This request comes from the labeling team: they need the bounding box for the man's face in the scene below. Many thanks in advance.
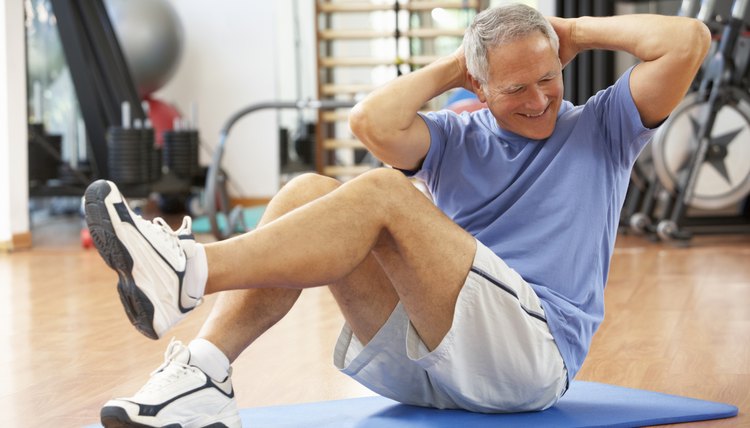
[472,32,563,140]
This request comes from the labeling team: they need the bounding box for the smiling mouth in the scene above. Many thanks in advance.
[520,105,549,118]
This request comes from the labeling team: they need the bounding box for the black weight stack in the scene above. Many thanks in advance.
[28,123,62,187]
[107,126,158,185]
[162,129,199,180]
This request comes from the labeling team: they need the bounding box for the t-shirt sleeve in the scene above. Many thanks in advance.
[588,65,656,169]
[407,110,460,191]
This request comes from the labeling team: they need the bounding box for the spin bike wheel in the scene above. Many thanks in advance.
[651,88,750,210]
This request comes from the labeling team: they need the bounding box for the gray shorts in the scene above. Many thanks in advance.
[333,240,568,413]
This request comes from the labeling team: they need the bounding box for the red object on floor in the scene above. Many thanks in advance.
[81,227,93,249]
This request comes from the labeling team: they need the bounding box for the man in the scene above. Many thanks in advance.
[86,4,710,427]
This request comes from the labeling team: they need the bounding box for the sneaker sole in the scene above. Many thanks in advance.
[101,406,180,428]
[101,405,234,428]
[85,180,159,340]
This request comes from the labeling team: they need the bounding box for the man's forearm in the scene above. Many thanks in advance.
[358,55,463,130]
[572,14,707,64]
[349,52,468,168]
[571,14,709,126]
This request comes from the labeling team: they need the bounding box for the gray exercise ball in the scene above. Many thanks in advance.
[104,0,184,97]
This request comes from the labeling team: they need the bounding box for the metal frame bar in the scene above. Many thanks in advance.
[205,99,357,240]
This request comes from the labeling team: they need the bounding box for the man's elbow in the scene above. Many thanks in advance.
[349,101,388,151]
[349,102,370,142]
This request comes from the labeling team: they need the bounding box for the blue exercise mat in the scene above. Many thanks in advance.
[239,381,737,427]
[86,381,738,427]
[191,206,266,235]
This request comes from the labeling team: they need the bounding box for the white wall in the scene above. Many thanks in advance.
[155,0,282,198]
[0,0,29,244]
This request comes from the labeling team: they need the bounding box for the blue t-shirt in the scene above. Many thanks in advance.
[414,67,654,382]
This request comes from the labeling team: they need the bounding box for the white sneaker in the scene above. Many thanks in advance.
[100,340,241,428]
[84,180,202,339]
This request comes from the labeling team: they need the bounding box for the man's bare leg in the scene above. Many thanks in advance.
[204,168,476,350]
[197,173,398,361]
[91,169,473,427]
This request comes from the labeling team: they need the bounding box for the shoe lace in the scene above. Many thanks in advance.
[139,339,200,395]
[149,216,193,254]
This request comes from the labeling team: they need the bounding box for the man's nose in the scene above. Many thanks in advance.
[525,86,548,111]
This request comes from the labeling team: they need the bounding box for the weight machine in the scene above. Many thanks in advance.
[625,0,750,242]
[203,99,358,241]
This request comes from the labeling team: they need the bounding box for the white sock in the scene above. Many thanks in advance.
[188,338,230,381]
[184,243,208,300]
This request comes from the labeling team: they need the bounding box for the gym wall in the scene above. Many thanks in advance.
[153,0,282,199]
[0,0,30,247]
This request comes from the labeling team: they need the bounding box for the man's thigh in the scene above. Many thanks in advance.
[328,253,399,345]
[368,169,477,350]
[334,240,568,413]
[328,169,475,350]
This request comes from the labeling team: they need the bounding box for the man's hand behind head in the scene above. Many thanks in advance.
[547,16,579,69]
[453,45,476,92]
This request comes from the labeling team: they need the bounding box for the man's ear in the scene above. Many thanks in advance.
[468,74,487,103]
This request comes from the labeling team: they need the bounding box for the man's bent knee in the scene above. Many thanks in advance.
[262,174,341,222]
[358,168,411,189]
[275,173,341,208]
[352,168,425,205]
[284,173,341,195]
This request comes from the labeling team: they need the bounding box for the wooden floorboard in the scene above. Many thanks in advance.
[0,217,747,427]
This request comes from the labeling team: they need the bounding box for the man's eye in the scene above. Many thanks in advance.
[536,75,554,84]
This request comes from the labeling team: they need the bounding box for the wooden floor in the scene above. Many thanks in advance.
[0,216,748,427]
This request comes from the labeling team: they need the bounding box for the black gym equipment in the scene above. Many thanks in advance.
[204,100,357,241]
[45,0,205,210]
[156,125,203,214]
[50,0,147,184]
[624,0,750,242]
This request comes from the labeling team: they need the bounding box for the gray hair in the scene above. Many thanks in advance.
[464,4,559,89]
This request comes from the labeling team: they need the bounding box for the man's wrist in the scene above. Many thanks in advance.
[423,54,468,92]
[571,16,593,51]
[570,18,578,49]
[450,54,468,89]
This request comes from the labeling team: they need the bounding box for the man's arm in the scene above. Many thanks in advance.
[550,15,711,128]
[349,52,469,170]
